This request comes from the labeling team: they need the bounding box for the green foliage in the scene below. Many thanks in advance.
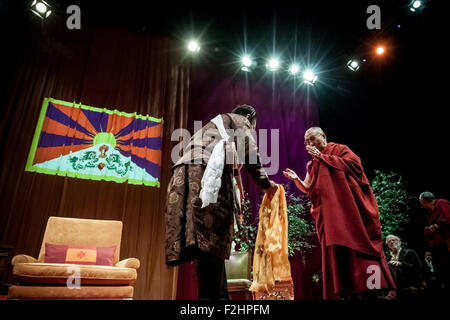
[233,193,256,252]
[234,186,316,257]
[285,188,316,257]
[371,170,411,240]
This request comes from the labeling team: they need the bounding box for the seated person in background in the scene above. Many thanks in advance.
[422,251,443,297]
[386,235,424,296]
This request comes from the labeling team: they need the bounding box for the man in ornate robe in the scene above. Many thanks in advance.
[166,104,277,299]
[283,127,395,299]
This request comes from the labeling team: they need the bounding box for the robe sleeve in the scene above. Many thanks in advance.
[319,144,368,186]
[239,120,272,190]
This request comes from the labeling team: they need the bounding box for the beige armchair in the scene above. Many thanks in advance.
[8,216,140,300]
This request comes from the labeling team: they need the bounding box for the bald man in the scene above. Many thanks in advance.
[283,127,395,300]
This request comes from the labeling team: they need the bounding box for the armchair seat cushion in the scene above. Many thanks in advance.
[13,263,137,285]
[8,285,134,299]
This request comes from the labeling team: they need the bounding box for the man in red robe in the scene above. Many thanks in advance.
[419,191,450,296]
[283,127,395,299]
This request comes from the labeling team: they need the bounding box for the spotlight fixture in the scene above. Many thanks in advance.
[187,40,200,53]
[30,0,52,19]
[347,59,360,72]
[288,64,300,75]
[266,58,280,71]
[409,0,423,12]
[302,70,317,85]
[241,55,254,72]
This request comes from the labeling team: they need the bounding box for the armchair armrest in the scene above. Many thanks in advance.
[11,254,38,266]
[115,258,140,269]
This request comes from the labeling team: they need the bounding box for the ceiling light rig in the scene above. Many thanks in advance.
[184,28,397,83]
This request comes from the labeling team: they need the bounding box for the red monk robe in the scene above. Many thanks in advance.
[425,199,450,251]
[306,142,395,299]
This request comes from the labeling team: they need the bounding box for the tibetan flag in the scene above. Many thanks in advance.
[25,98,163,187]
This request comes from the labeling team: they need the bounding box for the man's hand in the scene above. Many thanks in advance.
[264,180,278,200]
[306,145,321,159]
[388,260,402,267]
[283,168,299,181]
[425,224,439,233]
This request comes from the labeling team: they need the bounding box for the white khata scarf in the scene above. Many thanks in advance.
[199,114,241,211]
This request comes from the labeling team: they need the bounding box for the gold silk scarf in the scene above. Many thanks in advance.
[249,185,292,293]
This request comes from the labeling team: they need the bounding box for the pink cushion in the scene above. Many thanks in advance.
[44,243,116,266]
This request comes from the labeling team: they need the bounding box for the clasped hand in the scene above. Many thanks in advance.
[389,260,402,267]
[425,224,439,233]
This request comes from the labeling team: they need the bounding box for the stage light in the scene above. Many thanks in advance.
[30,0,52,19]
[241,55,254,72]
[289,64,300,75]
[303,69,318,85]
[187,40,200,53]
[347,59,360,72]
[36,3,46,13]
[409,0,423,11]
[266,58,280,71]
[242,56,252,67]
[376,46,384,55]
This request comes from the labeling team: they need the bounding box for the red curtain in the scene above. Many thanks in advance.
[0,20,189,299]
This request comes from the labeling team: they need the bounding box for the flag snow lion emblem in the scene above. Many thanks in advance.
[25,98,163,187]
